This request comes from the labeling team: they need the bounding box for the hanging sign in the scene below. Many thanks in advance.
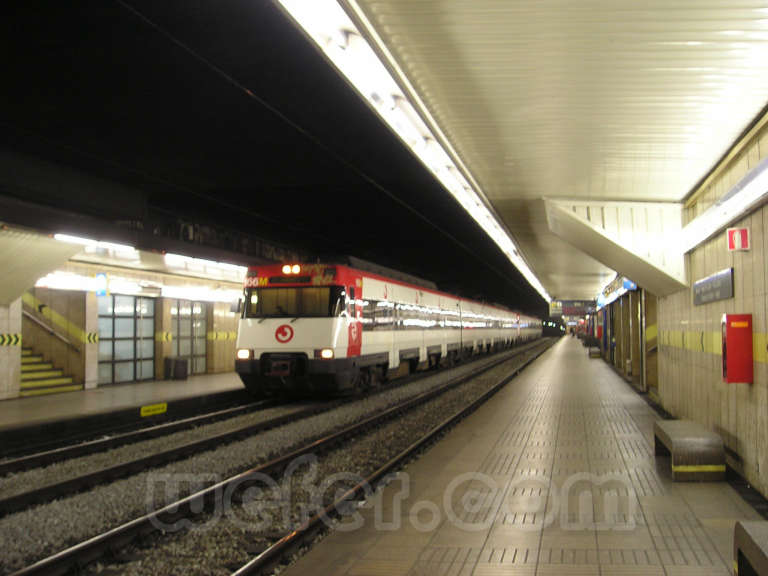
[549,300,596,318]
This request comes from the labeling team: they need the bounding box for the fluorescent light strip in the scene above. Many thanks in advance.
[164,253,247,279]
[276,0,550,302]
[54,233,137,255]
[680,155,768,253]
[36,270,242,302]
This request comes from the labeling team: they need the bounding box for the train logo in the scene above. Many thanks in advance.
[275,325,294,343]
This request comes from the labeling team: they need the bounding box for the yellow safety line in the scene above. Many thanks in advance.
[20,385,82,397]
[671,464,726,473]
[661,329,768,363]
[20,378,75,389]
[660,330,726,357]
[21,371,63,380]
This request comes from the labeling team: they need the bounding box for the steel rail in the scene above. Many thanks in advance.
[0,399,276,477]
[0,402,335,518]
[10,339,551,576]
[0,341,542,515]
[0,389,256,460]
[230,340,553,576]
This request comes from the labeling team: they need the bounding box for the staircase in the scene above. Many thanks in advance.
[20,348,82,397]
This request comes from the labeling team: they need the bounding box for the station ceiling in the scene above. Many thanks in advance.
[1,0,544,313]
[350,0,768,299]
[4,2,768,313]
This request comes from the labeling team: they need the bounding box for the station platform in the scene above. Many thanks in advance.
[0,373,246,453]
[286,337,761,576]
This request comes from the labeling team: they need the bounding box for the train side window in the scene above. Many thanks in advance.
[395,304,404,330]
[427,307,439,330]
[409,306,419,330]
[362,299,375,331]
[374,301,394,330]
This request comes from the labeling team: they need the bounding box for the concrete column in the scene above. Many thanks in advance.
[84,292,98,389]
[0,298,22,400]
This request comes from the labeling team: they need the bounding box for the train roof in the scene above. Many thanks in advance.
[338,256,438,291]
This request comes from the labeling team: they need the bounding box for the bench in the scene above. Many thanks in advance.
[588,346,601,358]
[653,419,725,482]
[734,521,768,576]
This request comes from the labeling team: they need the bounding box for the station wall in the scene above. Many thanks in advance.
[658,120,768,495]
[8,285,239,400]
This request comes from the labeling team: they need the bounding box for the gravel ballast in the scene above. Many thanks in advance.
[101,343,550,576]
[0,404,319,500]
[0,344,545,575]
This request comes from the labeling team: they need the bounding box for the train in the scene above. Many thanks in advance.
[235,257,542,396]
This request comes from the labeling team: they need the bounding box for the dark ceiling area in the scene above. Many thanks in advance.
[1,0,546,315]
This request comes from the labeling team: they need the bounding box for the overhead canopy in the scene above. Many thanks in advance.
[0,228,81,306]
[544,199,687,296]
[349,0,768,299]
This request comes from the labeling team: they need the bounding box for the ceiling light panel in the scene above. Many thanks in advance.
[276,0,551,302]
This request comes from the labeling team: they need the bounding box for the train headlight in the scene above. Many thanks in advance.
[236,348,252,360]
[291,264,301,274]
[282,264,291,274]
[314,348,334,359]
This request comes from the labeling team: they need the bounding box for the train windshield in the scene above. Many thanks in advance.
[244,286,345,318]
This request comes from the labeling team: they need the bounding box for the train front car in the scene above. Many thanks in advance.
[235,264,362,396]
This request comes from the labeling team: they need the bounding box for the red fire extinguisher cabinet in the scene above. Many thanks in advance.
[722,314,753,384]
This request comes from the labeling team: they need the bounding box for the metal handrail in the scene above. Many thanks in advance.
[22,309,80,352]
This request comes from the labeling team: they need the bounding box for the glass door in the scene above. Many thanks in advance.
[170,300,207,375]
[97,294,156,385]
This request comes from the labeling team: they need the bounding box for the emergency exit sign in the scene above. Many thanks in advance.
[727,227,750,251]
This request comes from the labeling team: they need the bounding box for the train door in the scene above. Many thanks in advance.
[347,286,362,357]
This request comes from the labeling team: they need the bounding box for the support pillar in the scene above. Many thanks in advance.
[84,292,98,389]
[0,298,22,399]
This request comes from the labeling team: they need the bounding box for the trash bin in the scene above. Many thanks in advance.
[173,357,188,380]
[164,357,189,380]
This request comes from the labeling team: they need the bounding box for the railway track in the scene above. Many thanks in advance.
[0,402,333,517]
[0,342,542,518]
[0,399,277,476]
[235,341,552,576]
[0,390,255,460]
[7,338,553,576]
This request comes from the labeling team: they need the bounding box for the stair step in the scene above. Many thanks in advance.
[21,348,32,356]
[21,370,64,381]
[20,377,74,389]
[21,363,54,372]
[21,356,43,364]
[20,384,83,397]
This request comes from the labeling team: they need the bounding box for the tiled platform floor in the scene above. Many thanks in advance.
[0,372,243,431]
[285,337,761,575]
